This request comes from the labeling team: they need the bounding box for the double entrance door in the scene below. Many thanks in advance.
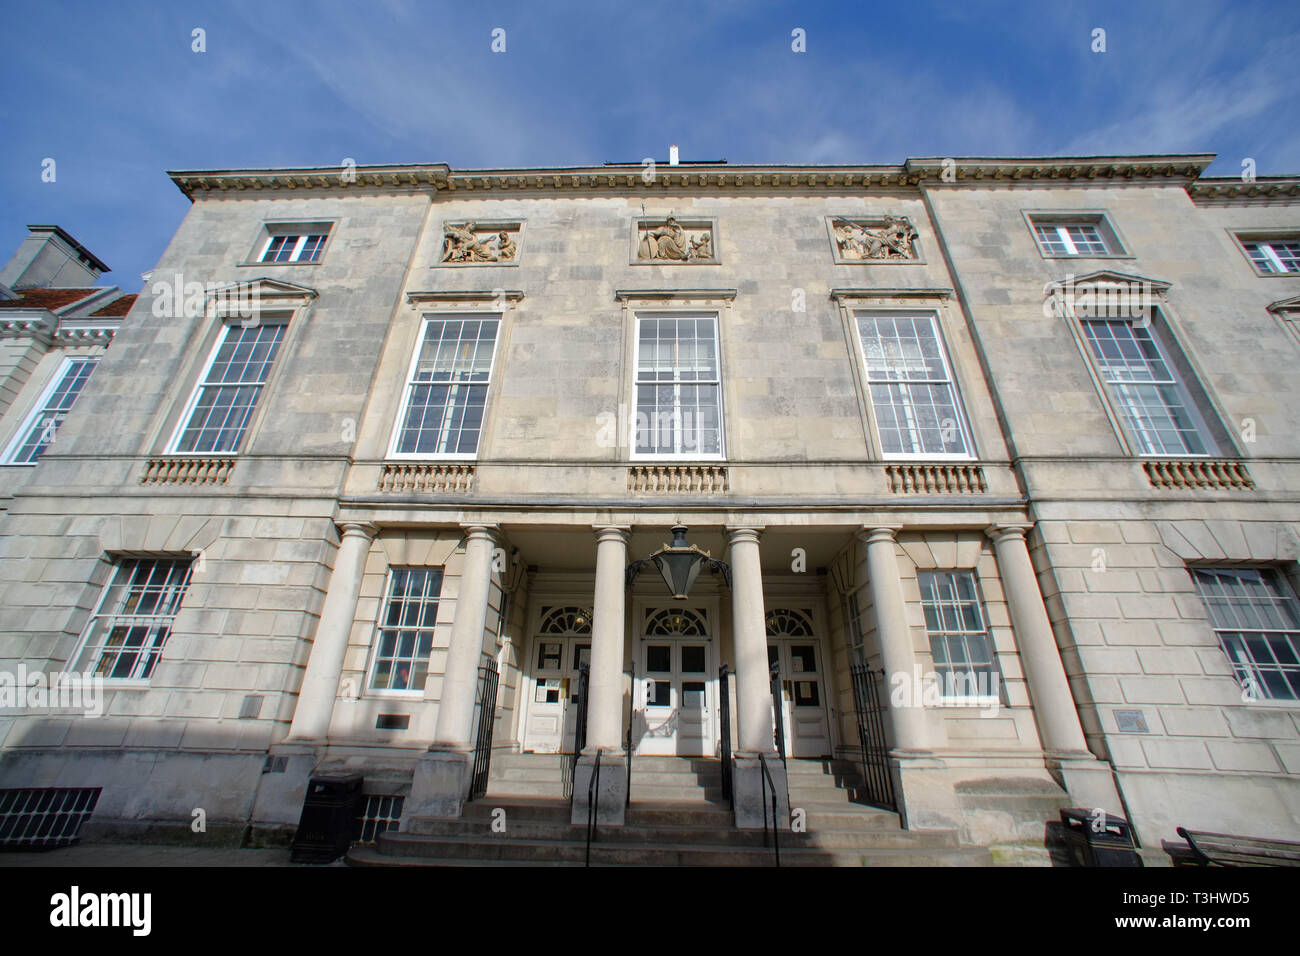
[768,637,832,757]
[636,639,715,756]
[523,636,590,754]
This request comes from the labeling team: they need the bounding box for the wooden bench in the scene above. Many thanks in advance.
[1168,826,1300,867]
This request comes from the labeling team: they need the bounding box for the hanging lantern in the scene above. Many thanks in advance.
[626,526,731,599]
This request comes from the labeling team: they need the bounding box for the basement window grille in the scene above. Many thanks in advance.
[0,787,101,849]
[352,795,404,845]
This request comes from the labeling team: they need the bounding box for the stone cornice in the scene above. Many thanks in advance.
[905,155,1214,185]
[1188,177,1300,202]
[168,164,453,199]
[169,155,1244,200]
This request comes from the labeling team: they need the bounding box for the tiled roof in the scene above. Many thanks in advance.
[90,294,137,317]
[0,288,101,311]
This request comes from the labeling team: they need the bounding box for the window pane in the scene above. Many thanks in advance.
[370,568,443,691]
[1082,320,1213,455]
[175,324,285,453]
[1193,569,1300,701]
[9,358,99,463]
[634,315,721,455]
[918,570,998,699]
[397,318,498,455]
[76,558,194,680]
[858,313,968,456]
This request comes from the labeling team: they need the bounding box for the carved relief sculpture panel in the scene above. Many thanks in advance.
[828,216,922,263]
[438,220,523,265]
[633,217,717,264]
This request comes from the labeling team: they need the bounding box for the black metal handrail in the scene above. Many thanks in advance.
[467,660,500,801]
[849,664,897,811]
[625,663,634,809]
[585,749,602,867]
[718,664,733,806]
[758,752,780,867]
[566,663,591,800]
[769,661,787,767]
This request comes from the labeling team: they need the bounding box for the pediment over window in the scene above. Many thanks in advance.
[1267,294,1300,315]
[1043,269,1171,295]
[200,277,318,319]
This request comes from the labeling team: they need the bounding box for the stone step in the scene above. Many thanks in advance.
[491,766,572,782]
[483,782,567,798]
[389,819,958,850]
[363,831,990,867]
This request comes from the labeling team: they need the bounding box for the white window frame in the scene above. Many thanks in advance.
[166,318,289,456]
[1078,314,1220,457]
[851,309,975,461]
[1025,212,1129,258]
[1192,567,1300,703]
[70,557,195,684]
[1241,239,1300,276]
[367,566,444,696]
[2,355,99,465]
[630,311,726,461]
[387,313,502,461]
[918,569,1001,705]
[249,222,333,266]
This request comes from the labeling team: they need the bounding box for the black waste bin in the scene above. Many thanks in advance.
[290,773,364,864]
[1059,808,1142,867]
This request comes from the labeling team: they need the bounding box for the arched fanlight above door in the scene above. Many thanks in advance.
[644,607,709,636]
[538,605,594,635]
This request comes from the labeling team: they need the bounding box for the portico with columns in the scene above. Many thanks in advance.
[250,507,1120,844]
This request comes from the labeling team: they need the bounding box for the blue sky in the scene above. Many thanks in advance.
[1,0,1296,291]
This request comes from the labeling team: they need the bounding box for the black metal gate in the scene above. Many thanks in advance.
[849,664,896,811]
[718,664,733,806]
[769,660,787,764]
[468,659,500,801]
[564,662,591,800]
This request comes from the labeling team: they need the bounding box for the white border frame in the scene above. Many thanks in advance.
[241,219,337,267]
[164,315,291,456]
[628,310,727,462]
[848,307,977,461]
[364,565,447,699]
[385,312,504,461]
[1,354,100,466]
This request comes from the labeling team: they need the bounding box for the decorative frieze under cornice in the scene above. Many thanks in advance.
[1188,178,1300,202]
[170,155,1240,201]
[169,164,452,199]
[0,317,117,344]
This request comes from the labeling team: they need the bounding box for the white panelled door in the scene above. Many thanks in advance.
[765,608,832,758]
[634,607,716,757]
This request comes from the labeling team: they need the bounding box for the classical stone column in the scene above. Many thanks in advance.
[432,525,499,750]
[728,526,788,829]
[410,524,499,818]
[587,526,629,753]
[861,526,928,753]
[985,524,1091,757]
[287,521,376,742]
[729,527,772,755]
[572,526,630,826]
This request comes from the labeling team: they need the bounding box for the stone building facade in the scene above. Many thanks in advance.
[0,155,1297,859]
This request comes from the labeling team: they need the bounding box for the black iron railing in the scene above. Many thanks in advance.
[564,662,591,800]
[849,664,897,811]
[468,659,500,801]
[769,660,787,766]
[625,663,634,809]
[585,748,602,867]
[758,752,780,868]
[718,664,733,806]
